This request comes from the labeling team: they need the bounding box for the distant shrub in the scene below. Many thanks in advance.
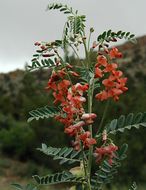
[0,124,36,160]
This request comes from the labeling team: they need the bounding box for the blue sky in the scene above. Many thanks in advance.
[0,0,146,73]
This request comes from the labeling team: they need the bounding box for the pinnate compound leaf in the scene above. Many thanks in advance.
[129,182,137,190]
[12,184,38,190]
[27,106,61,122]
[47,3,74,15]
[37,144,83,165]
[33,171,86,186]
[28,58,56,71]
[12,184,23,190]
[97,30,136,44]
[105,112,146,135]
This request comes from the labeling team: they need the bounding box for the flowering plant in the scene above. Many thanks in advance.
[12,3,146,190]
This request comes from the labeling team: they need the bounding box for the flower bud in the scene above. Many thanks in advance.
[81,113,97,120]
[90,27,94,33]
[102,130,107,142]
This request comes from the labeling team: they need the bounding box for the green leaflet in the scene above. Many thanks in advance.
[27,106,61,122]
[29,3,86,72]
[27,58,56,71]
[37,144,83,165]
[47,3,74,15]
[73,15,86,35]
[91,144,128,190]
[33,171,86,186]
[62,14,86,47]
[129,182,137,190]
[105,112,146,135]
[79,67,94,83]
[11,183,38,190]
[97,30,136,44]
[48,3,86,46]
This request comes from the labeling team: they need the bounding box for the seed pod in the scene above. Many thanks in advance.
[42,53,55,57]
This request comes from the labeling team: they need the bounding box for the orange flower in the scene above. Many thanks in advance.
[104,63,118,72]
[95,67,103,78]
[95,90,109,101]
[53,91,65,104]
[109,47,122,59]
[97,55,108,67]
[57,80,71,90]
[102,78,115,88]
[46,82,57,91]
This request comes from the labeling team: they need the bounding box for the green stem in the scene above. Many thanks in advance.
[83,39,90,69]
[69,43,85,68]
[88,31,92,52]
[69,43,80,60]
[87,84,94,178]
[98,100,110,133]
[81,146,91,190]
[83,37,94,190]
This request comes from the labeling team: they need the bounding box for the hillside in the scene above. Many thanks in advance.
[118,35,146,86]
[0,35,146,91]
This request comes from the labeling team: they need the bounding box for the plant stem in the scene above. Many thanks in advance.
[69,43,85,68]
[83,37,94,190]
[69,43,80,60]
[83,39,90,69]
[98,100,110,133]
[81,147,92,190]
[87,83,94,177]
[88,31,92,52]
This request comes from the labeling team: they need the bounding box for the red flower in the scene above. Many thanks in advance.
[64,126,78,136]
[81,113,97,120]
[81,113,97,124]
[72,96,86,104]
[46,81,57,91]
[94,144,118,165]
[72,83,89,95]
[64,121,85,136]
[95,67,103,78]
[109,47,122,59]
[97,55,108,67]
[95,90,109,101]
[104,63,118,72]
[53,91,65,104]
[112,70,123,79]
[57,80,71,90]
[57,69,67,78]
[79,131,96,148]
[102,78,115,88]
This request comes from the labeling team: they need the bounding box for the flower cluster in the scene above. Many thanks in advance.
[46,67,97,150]
[95,47,128,101]
[94,144,118,165]
[44,47,126,163]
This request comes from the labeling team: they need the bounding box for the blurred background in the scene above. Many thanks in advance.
[0,0,146,189]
